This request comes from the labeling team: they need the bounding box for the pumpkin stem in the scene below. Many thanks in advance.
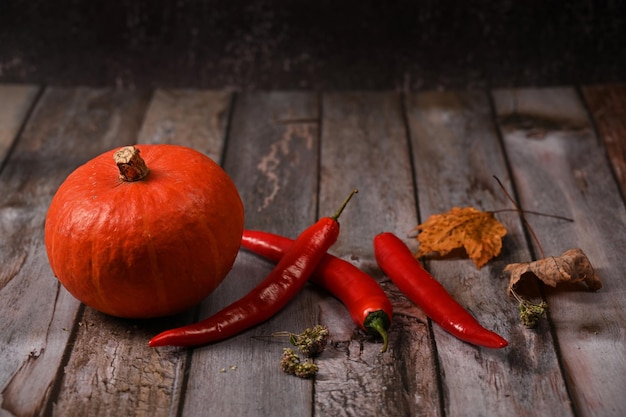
[114,146,150,182]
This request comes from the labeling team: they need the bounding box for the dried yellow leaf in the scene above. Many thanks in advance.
[414,207,507,268]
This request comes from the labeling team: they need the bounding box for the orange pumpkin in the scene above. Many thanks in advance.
[44,144,244,318]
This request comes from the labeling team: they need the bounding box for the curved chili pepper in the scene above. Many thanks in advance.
[148,189,358,348]
[373,232,508,349]
[241,230,393,352]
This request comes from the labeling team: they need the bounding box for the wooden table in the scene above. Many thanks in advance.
[1,84,625,417]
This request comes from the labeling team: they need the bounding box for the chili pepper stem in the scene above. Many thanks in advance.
[331,189,358,220]
[368,317,389,353]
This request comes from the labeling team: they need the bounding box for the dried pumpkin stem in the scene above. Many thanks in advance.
[114,146,150,182]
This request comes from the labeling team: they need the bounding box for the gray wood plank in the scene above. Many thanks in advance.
[0,84,40,164]
[582,84,626,199]
[317,92,440,417]
[493,86,626,417]
[0,87,150,417]
[51,88,233,417]
[137,89,232,161]
[180,91,320,417]
[3,85,623,417]
[405,90,573,417]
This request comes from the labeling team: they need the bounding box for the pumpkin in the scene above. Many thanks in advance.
[44,144,244,318]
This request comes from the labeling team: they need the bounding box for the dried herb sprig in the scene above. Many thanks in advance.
[280,348,319,379]
[512,290,548,328]
[289,324,329,357]
[294,361,319,379]
[274,324,330,357]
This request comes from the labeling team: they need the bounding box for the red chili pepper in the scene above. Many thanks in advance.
[241,230,393,352]
[149,189,358,348]
[373,232,508,349]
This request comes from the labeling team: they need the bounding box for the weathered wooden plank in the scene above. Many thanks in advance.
[137,89,232,161]
[0,87,150,417]
[405,90,573,417]
[0,84,40,164]
[50,89,232,417]
[581,84,626,199]
[180,92,320,417]
[316,92,440,417]
[493,86,626,417]
[2,85,622,417]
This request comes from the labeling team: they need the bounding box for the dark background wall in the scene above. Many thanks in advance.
[1,0,624,90]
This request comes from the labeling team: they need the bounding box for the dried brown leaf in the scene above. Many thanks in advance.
[414,207,507,268]
[505,248,602,296]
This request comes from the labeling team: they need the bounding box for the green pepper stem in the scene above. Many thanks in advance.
[331,189,358,221]
[368,316,389,353]
[364,310,391,353]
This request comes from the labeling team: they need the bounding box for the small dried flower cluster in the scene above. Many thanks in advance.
[289,324,329,357]
[280,348,319,379]
[512,290,548,328]
[518,299,548,328]
[278,325,329,379]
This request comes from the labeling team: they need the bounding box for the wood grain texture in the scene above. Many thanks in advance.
[226,91,320,233]
[406,90,573,417]
[582,84,626,198]
[317,92,440,417]
[51,311,188,417]
[493,86,626,417]
[2,83,626,417]
[137,89,233,161]
[0,84,40,165]
[0,87,150,417]
[180,92,320,417]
